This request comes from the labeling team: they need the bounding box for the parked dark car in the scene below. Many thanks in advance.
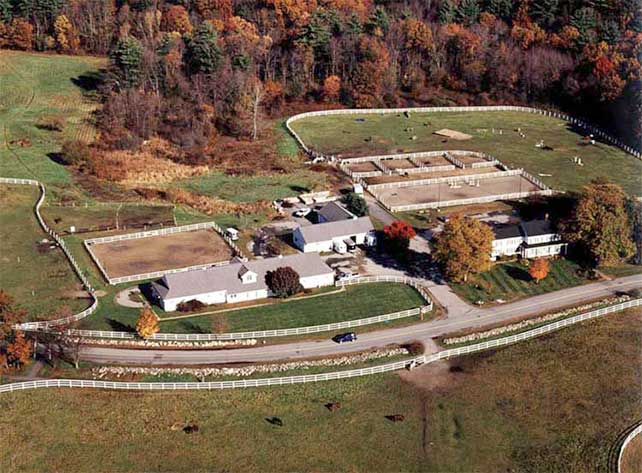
[332,332,358,344]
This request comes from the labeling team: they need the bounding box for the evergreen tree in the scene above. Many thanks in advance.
[438,0,457,24]
[110,36,143,88]
[570,7,597,46]
[365,6,389,35]
[185,22,221,75]
[530,0,559,28]
[600,19,621,45]
[485,0,514,20]
[0,0,12,22]
[457,0,481,26]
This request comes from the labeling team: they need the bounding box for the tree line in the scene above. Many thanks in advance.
[0,0,639,157]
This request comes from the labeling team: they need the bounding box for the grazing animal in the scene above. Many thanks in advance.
[183,422,200,434]
[385,414,406,423]
[325,402,342,412]
[266,416,284,427]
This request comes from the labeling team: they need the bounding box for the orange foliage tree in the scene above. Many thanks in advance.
[9,18,34,50]
[528,258,550,283]
[163,5,193,35]
[6,331,32,367]
[322,75,341,102]
[136,307,159,339]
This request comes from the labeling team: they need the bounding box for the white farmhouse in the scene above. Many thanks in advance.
[491,219,566,260]
[292,216,375,253]
[151,253,335,312]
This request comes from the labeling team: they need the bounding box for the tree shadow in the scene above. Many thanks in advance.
[505,264,531,282]
[71,70,104,93]
[106,318,135,332]
[47,152,66,165]
[289,185,310,193]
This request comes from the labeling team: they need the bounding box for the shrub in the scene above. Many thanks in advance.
[136,308,159,339]
[176,300,206,312]
[342,192,368,216]
[60,140,92,166]
[265,266,303,298]
[37,115,65,131]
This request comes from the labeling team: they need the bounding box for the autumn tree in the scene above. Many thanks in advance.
[9,17,34,49]
[266,267,303,298]
[322,74,341,102]
[383,220,416,257]
[6,331,32,367]
[162,5,192,35]
[528,258,550,283]
[561,179,635,267]
[136,307,159,339]
[433,216,493,283]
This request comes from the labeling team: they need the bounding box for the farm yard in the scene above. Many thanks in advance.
[290,110,642,195]
[87,228,234,281]
[0,184,90,320]
[1,309,639,472]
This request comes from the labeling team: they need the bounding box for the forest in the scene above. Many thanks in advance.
[0,0,640,175]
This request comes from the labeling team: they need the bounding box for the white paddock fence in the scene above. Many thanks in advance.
[84,220,245,285]
[617,421,642,473]
[1,298,640,394]
[0,178,100,330]
[286,106,641,160]
[36,276,433,341]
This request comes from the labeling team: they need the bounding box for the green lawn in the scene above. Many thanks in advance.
[173,169,327,203]
[290,111,642,195]
[0,308,639,472]
[451,258,587,304]
[0,51,105,198]
[0,184,89,320]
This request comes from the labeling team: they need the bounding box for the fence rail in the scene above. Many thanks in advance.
[1,298,639,393]
[286,106,641,160]
[367,168,522,191]
[617,422,642,473]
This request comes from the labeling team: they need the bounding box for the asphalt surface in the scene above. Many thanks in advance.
[80,273,642,365]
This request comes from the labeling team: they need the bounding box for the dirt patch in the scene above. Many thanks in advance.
[433,129,472,140]
[88,229,234,279]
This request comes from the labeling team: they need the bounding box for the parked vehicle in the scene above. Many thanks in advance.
[225,227,239,241]
[332,332,358,343]
[293,207,312,218]
[344,239,357,252]
[336,269,359,282]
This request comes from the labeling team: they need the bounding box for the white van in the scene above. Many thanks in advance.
[333,239,347,254]
[225,228,239,241]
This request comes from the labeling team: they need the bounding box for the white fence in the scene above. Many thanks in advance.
[367,168,522,191]
[286,106,642,160]
[1,298,639,393]
[382,189,553,212]
[618,422,642,473]
[84,220,245,285]
[36,276,433,341]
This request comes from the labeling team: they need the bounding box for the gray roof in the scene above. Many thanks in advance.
[317,201,354,222]
[492,223,522,240]
[521,219,555,237]
[153,253,333,300]
[297,216,374,244]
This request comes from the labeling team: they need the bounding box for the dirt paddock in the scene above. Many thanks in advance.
[376,175,540,208]
[88,229,234,279]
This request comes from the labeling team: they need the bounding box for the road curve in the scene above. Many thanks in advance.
[80,274,642,365]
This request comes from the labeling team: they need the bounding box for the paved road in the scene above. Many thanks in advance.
[80,273,642,365]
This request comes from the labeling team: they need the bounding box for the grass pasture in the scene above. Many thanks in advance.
[0,51,105,191]
[451,258,587,304]
[0,184,89,320]
[290,111,642,195]
[0,308,639,472]
[42,203,175,234]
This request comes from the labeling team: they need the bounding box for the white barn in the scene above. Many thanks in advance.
[292,216,375,253]
[152,253,335,312]
[491,219,566,260]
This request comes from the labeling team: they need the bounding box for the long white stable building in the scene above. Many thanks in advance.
[152,253,335,311]
[292,216,375,253]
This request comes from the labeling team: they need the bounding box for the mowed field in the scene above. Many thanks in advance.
[88,229,234,279]
[290,111,642,195]
[0,185,89,319]
[1,309,639,472]
[0,51,105,191]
